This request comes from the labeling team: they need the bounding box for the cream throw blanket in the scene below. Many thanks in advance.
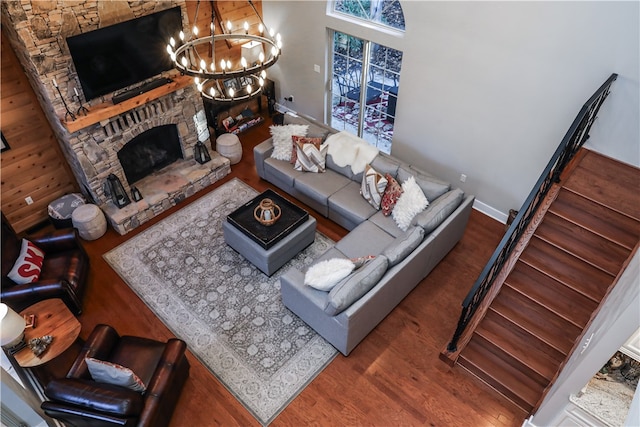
[325,131,379,175]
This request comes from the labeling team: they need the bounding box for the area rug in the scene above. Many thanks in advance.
[103,178,337,425]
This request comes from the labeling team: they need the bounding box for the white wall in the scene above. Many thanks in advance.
[262,1,639,217]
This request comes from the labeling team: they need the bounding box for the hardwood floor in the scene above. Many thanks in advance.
[35,116,527,426]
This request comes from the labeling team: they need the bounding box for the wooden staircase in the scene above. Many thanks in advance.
[457,149,640,413]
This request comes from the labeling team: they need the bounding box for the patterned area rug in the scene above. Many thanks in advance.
[104,178,337,425]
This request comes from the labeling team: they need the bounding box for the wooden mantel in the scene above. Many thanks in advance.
[61,74,194,133]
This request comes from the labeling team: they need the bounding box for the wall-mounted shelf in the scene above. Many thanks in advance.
[61,74,194,133]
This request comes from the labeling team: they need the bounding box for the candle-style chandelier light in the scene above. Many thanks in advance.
[167,0,282,102]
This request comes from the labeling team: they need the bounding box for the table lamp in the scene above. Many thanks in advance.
[0,303,26,354]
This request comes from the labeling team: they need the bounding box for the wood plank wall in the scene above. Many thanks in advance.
[1,29,79,233]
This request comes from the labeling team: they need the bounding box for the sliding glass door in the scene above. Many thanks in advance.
[330,31,402,154]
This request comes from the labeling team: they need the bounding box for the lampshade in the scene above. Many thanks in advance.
[0,303,26,348]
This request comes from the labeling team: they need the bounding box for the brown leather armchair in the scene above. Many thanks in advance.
[1,213,89,314]
[41,324,190,427]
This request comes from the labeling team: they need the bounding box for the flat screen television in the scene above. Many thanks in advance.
[66,6,182,101]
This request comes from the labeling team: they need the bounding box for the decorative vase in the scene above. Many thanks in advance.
[253,198,281,226]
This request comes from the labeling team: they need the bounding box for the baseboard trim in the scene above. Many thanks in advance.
[275,103,297,115]
[473,199,508,224]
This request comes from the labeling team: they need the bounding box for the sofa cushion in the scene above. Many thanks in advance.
[270,124,308,161]
[45,378,144,417]
[360,164,388,209]
[8,239,45,285]
[335,220,395,258]
[305,258,355,291]
[369,153,402,179]
[294,141,329,173]
[284,113,331,139]
[328,181,377,227]
[412,188,465,233]
[397,165,451,201]
[264,157,306,188]
[392,176,429,231]
[382,226,425,267]
[294,169,351,207]
[324,255,389,316]
[326,153,356,180]
[368,208,404,236]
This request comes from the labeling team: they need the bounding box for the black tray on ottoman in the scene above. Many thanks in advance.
[227,189,309,250]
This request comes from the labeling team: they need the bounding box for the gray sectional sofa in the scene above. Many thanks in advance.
[254,113,474,355]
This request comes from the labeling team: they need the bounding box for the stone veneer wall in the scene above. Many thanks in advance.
[0,1,232,233]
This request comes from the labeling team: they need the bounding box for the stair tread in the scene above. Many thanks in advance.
[476,311,564,380]
[535,212,630,276]
[492,286,580,355]
[550,189,640,251]
[563,151,640,221]
[521,237,614,301]
[460,337,544,412]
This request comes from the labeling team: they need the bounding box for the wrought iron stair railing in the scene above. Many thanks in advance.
[445,73,618,354]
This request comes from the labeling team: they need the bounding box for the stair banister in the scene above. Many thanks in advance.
[445,73,619,355]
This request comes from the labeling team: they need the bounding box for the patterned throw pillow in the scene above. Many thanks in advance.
[392,176,429,231]
[85,357,146,392]
[294,141,329,173]
[7,239,45,285]
[360,165,388,209]
[269,124,308,161]
[380,173,402,216]
[290,136,323,165]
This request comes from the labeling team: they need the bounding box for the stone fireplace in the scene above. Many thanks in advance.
[76,89,230,234]
[0,1,231,234]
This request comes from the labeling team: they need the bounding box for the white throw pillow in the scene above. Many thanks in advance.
[392,176,429,231]
[85,357,146,392]
[7,239,45,284]
[270,124,308,161]
[305,258,355,291]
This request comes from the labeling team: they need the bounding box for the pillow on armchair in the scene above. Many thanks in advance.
[7,239,45,285]
[85,357,146,392]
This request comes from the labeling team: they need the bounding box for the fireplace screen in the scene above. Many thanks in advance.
[118,125,183,184]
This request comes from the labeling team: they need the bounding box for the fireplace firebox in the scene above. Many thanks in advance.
[118,125,183,184]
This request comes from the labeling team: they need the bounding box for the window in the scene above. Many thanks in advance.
[329,1,404,154]
[333,0,405,31]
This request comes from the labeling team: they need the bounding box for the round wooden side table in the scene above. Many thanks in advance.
[15,299,81,367]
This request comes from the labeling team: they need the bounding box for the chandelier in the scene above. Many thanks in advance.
[167,0,282,103]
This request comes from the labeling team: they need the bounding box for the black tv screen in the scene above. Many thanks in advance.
[66,6,182,101]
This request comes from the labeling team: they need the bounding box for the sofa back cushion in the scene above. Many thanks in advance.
[382,226,425,267]
[324,255,389,316]
[284,113,332,140]
[369,153,401,181]
[397,165,450,201]
[412,188,465,233]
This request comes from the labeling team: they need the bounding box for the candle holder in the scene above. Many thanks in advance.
[74,90,89,117]
[253,198,281,226]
